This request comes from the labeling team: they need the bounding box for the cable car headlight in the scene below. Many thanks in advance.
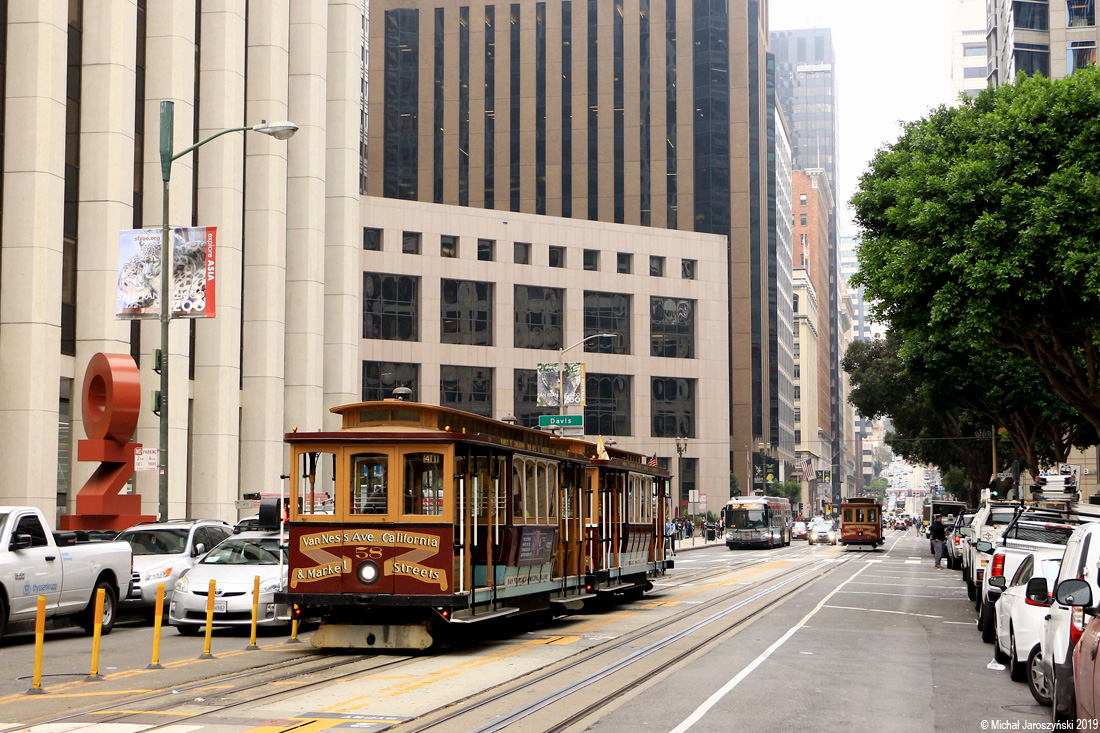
[356,559,381,586]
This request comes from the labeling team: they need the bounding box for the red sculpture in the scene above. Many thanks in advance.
[59,353,155,530]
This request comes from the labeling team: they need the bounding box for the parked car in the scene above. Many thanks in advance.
[169,531,290,634]
[1072,583,1100,721]
[946,512,976,570]
[991,551,1061,695]
[791,522,808,540]
[116,519,232,619]
[1036,519,1100,723]
[234,516,260,534]
[963,502,1020,604]
[978,516,1078,643]
[807,521,836,546]
[0,506,133,641]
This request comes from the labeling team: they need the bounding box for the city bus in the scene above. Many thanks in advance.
[721,496,792,549]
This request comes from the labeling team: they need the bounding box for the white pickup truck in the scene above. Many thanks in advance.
[0,506,132,642]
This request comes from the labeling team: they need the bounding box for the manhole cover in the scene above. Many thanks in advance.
[1002,704,1046,716]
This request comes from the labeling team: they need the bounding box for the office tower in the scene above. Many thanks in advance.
[952,0,988,101]
[988,0,1098,86]
[367,0,774,491]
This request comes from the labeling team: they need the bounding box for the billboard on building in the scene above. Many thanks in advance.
[117,227,217,319]
[536,362,586,407]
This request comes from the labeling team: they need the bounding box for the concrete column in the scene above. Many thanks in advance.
[134,0,196,519]
[240,3,291,498]
[284,0,327,439]
[323,0,363,427]
[0,0,69,512]
[190,1,247,522]
[70,0,138,502]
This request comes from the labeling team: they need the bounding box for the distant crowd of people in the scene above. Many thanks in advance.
[663,517,724,554]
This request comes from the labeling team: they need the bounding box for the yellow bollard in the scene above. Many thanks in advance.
[287,605,301,644]
[246,575,260,650]
[26,595,46,694]
[199,578,215,659]
[86,588,105,681]
[147,583,165,669]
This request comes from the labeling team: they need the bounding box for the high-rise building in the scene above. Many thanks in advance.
[770,27,844,497]
[951,0,988,101]
[987,0,1098,86]
[366,0,775,491]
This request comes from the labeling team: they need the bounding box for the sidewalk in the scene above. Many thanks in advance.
[671,532,724,553]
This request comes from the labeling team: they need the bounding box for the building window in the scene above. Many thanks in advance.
[514,368,554,427]
[613,0,625,223]
[583,291,630,353]
[561,1,573,217]
[793,294,799,313]
[799,193,807,205]
[617,252,632,273]
[363,227,382,250]
[800,233,807,246]
[441,235,459,258]
[1068,0,1094,27]
[651,376,695,438]
[681,259,695,280]
[794,429,801,444]
[649,255,664,277]
[440,365,493,417]
[535,2,547,214]
[963,66,985,78]
[382,8,420,200]
[402,231,421,254]
[793,342,800,358]
[363,273,419,341]
[584,373,632,435]
[794,385,800,400]
[514,285,564,349]
[1014,45,1050,76]
[794,407,801,423]
[549,245,565,268]
[639,0,651,226]
[362,361,419,401]
[583,249,599,270]
[509,3,521,211]
[477,238,495,261]
[794,364,800,378]
[484,6,496,208]
[650,296,694,358]
[433,7,444,203]
[963,44,985,57]
[665,0,677,228]
[691,0,730,235]
[1069,40,1096,74]
[587,0,599,220]
[459,6,470,206]
[441,279,493,345]
[1014,1,1049,30]
[799,213,807,226]
[514,241,531,264]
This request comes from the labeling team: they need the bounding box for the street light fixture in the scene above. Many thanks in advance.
[556,332,616,416]
[675,437,688,519]
[156,101,297,521]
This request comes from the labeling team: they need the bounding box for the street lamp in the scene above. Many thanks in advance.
[675,437,688,520]
[557,332,615,416]
[156,101,297,521]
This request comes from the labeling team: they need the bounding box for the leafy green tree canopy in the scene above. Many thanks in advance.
[852,67,1100,434]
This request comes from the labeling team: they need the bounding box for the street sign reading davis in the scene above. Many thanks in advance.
[539,415,584,429]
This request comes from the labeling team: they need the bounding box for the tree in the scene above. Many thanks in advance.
[729,471,741,498]
[852,68,1100,438]
[869,476,889,501]
[767,479,802,506]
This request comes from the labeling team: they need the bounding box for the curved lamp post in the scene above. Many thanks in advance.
[156,101,297,521]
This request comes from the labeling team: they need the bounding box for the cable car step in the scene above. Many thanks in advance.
[596,583,641,595]
[449,607,521,624]
[550,593,598,611]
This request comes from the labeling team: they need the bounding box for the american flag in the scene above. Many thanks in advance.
[648,454,658,467]
[801,456,813,479]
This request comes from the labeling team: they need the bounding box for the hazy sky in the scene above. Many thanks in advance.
[769,0,954,235]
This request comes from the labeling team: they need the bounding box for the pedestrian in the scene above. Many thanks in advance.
[666,519,676,555]
[930,514,947,568]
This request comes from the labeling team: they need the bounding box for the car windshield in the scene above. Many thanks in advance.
[811,523,832,532]
[727,510,766,529]
[989,509,1017,525]
[0,512,8,538]
[1006,523,1075,546]
[118,528,189,555]
[201,538,286,565]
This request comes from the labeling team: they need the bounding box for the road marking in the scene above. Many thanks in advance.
[944,621,974,625]
[669,561,871,733]
[823,605,942,618]
[905,560,921,564]
[835,590,965,599]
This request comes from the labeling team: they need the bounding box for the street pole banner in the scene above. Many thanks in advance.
[536,362,586,407]
[116,226,217,319]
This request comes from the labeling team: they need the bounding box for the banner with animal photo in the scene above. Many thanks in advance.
[116,227,217,319]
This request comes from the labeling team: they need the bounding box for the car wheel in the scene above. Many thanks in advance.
[980,600,996,644]
[175,624,200,636]
[1053,670,1076,724]
[1009,628,1026,682]
[1028,645,1053,707]
[0,595,7,643]
[79,580,117,636]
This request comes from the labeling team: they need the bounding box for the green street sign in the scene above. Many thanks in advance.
[539,414,584,428]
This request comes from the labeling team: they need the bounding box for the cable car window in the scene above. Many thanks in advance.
[496,456,508,523]
[536,463,548,521]
[547,464,558,519]
[403,452,443,515]
[297,451,336,515]
[843,508,853,523]
[512,459,523,519]
[856,508,865,522]
[351,453,389,514]
[471,456,491,519]
[525,460,538,521]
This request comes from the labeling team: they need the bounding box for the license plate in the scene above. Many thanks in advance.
[214,600,227,614]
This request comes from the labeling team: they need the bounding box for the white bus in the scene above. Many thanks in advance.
[722,496,792,549]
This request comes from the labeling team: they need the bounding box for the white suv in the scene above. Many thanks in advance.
[964,502,1019,604]
[1034,521,1100,724]
[117,519,232,619]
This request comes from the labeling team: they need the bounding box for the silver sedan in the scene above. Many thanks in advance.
[168,534,289,635]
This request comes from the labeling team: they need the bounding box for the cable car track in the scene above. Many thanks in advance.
[396,552,853,733]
